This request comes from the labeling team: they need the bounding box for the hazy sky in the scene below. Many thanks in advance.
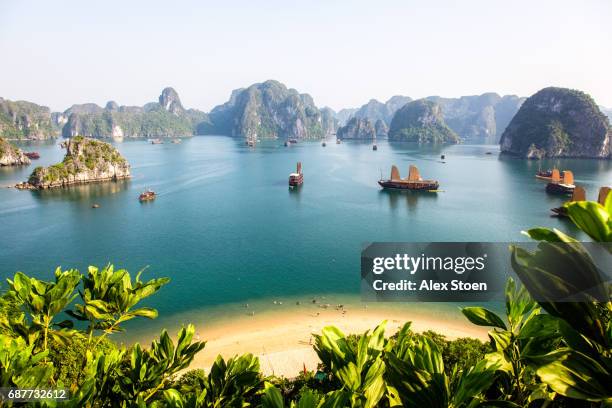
[1,0,611,112]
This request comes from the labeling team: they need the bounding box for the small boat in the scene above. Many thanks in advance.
[289,138,298,144]
[440,154,445,160]
[150,138,163,144]
[372,144,377,151]
[92,203,100,209]
[378,165,439,191]
[139,190,156,202]
[171,138,182,144]
[546,170,575,195]
[551,186,585,217]
[336,139,341,144]
[322,141,326,147]
[247,139,255,147]
[25,152,40,159]
[289,162,304,187]
[284,141,289,147]
[536,168,561,181]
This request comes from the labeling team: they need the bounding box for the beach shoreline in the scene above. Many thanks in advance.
[131,299,490,378]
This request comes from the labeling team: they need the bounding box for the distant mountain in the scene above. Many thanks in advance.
[426,93,525,144]
[338,93,524,143]
[62,88,210,139]
[600,105,612,122]
[335,108,358,126]
[204,80,335,140]
[500,87,611,159]
[0,97,60,140]
[352,96,412,128]
[388,99,459,144]
[337,117,376,140]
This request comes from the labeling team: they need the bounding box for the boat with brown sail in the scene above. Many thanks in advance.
[378,165,439,191]
[289,162,304,187]
[546,170,575,195]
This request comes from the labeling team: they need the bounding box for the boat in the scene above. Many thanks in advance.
[139,190,156,202]
[171,138,182,144]
[289,162,304,187]
[440,154,445,160]
[551,186,585,217]
[25,152,40,159]
[378,165,439,191]
[372,144,377,151]
[322,141,326,147]
[536,168,556,181]
[150,138,163,144]
[92,203,100,209]
[247,139,255,147]
[546,170,575,195]
[284,141,289,147]
[336,139,341,144]
[289,138,298,144]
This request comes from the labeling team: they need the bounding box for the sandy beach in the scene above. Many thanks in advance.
[180,302,489,377]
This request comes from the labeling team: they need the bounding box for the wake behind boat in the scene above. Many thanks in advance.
[378,165,439,191]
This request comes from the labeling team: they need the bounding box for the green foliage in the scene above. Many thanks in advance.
[4,267,81,351]
[0,335,53,389]
[510,196,612,403]
[66,264,168,343]
[388,99,460,143]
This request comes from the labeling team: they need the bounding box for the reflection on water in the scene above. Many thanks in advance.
[31,179,130,202]
[378,188,439,212]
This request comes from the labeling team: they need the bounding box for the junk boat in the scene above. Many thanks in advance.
[25,152,40,159]
[536,168,557,181]
[139,190,156,202]
[378,165,439,191]
[289,162,304,187]
[551,186,585,217]
[546,170,575,195]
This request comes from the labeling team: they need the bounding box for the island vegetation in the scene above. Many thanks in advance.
[0,137,30,166]
[0,191,609,406]
[23,136,130,189]
[388,99,460,144]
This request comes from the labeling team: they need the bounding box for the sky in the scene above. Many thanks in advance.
[1,0,611,112]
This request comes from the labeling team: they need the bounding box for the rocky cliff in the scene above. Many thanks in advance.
[205,80,333,140]
[0,137,30,166]
[26,136,130,188]
[388,99,459,144]
[0,98,60,140]
[500,87,611,159]
[337,117,376,140]
[352,96,412,127]
[62,88,210,139]
[375,119,388,137]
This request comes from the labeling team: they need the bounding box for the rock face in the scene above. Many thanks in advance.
[337,117,376,140]
[375,119,388,137]
[426,93,525,144]
[26,136,130,188]
[335,108,358,126]
[0,137,30,166]
[388,99,460,144]
[500,87,611,159]
[352,96,412,128]
[205,80,333,140]
[0,98,60,140]
[62,88,209,139]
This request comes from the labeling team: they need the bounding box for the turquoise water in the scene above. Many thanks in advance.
[1,137,610,338]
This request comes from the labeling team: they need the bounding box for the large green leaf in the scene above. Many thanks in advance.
[461,307,507,330]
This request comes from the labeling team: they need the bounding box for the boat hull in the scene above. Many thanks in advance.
[378,180,439,191]
[546,183,575,195]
